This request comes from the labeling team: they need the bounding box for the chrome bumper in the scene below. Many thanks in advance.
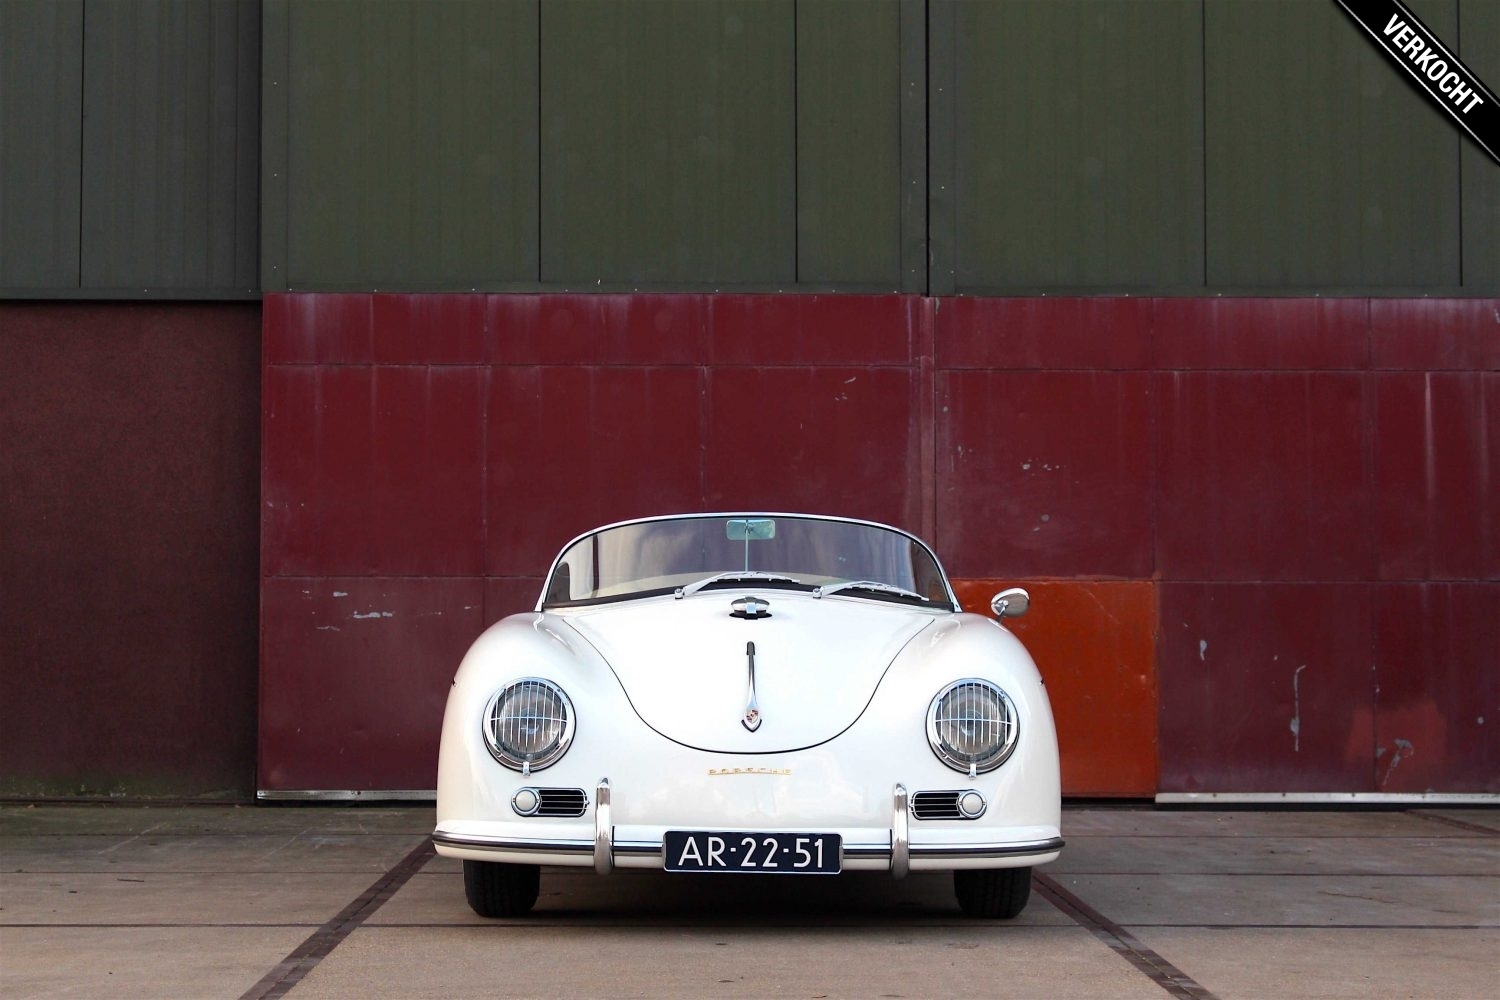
[431,779,1065,874]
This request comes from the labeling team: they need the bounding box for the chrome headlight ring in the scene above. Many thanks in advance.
[481,678,576,774]
[926,678,1019,775]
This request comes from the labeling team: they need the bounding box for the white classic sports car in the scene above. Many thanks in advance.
[434,513,1062,918]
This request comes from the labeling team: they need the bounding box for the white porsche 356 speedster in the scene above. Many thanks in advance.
[434,513,1062,918]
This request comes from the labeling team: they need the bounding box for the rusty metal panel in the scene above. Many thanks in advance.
[1,303,260,797]
[936,371,1155,578]
[0,0,82,290]
[1153,298,1370,370]
[1158,583,1377,794]
[372,294,487,365]
[80,0,259,293]
[1373,583,1499,793]
[936,296,1153,370]
[1369,298,1500,370]
[1373,373,1496,581]
[486,364,706,577]
[1155,372,1371,581]
[1491,373,1500,579]
[262,293,376,364]
[484,577,545,626]
[258,577,486,792]
[487,294,711,366]
[708,294,917,366]
[953,580,1159,798]
[253,292,1497,798]
[702,366,921,532]
[262,364,487,577]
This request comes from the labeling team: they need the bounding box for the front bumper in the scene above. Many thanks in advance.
[433,779,1065,875]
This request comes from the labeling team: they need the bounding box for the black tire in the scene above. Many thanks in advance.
[953,867,1032,918]
[462,860,540,918]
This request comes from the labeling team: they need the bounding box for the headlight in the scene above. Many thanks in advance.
[481,678,575,773]
[926,679,1018,775]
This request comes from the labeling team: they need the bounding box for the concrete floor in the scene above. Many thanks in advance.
[0,804,1495,999]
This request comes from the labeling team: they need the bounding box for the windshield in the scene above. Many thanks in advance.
[541,515,954,610]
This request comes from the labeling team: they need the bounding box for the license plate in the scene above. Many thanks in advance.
[663,831,841,874]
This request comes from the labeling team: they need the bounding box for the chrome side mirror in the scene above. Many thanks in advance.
[990,587,1030,619]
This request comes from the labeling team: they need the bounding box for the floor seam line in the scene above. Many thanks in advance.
[1034,872,1220,1000]
[1411,812,1500,836]
[237,836,434,1000]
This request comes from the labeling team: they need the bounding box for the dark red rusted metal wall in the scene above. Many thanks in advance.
[1,303,262,798]
[259,293,1498,796]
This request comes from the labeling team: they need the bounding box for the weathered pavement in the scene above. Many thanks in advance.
[1,804,1496,999]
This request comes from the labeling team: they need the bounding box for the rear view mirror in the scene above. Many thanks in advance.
[726,518,776,541]
[990,587,1030,619]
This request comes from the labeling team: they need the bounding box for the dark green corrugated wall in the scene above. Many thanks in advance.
[260,0,926,293]
[930,0,1206,293]
[2,0,1497,297]
[1,0,259,297]
[1204,0,1461,290]
[1460,0,1500,290]
[1,0,84,290]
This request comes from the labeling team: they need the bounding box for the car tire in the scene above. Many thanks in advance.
[462,860,540,918]
[953,867,1031,918]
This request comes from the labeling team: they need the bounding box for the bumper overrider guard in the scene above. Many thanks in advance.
[431,779,1066,874]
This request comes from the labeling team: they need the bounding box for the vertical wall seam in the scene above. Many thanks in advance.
[698,298,712,507]
[1455,0,1464,287]
[535,0,543,285]
[1363,310,1380,792]
[1200,0,1208,288]
[918,295,937,543]
[792,0,799,285]
[915,0,929,295]
[480,296,492,617]
[76,0,87,289]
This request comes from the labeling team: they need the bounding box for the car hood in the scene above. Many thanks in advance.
[559,592,940,753]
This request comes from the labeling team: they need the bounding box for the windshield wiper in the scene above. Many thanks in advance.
[813,580,927,602]
[675,571,808,600]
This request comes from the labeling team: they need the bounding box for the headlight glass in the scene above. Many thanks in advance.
[926,679,1018,774]
[482,678,575,773]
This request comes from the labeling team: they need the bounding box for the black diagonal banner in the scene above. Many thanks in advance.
[1334,0,1499,166]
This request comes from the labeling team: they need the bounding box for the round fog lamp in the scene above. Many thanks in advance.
[512,788,540,816]
[958,791,987,818]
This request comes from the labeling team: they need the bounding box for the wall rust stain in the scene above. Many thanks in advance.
[952,579,1159,798]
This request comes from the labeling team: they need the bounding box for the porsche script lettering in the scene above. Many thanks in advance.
[707,767,792,776]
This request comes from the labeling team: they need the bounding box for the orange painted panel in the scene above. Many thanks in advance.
[952,580,1158,797]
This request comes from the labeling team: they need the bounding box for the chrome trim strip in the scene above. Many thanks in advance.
[431,831,593,856]
[433,828,1064,864]
[614,841,660,856]
[594,778,613,874]
[842,845,892,858]
[890,784,910,879]
[909,837,1065,859]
